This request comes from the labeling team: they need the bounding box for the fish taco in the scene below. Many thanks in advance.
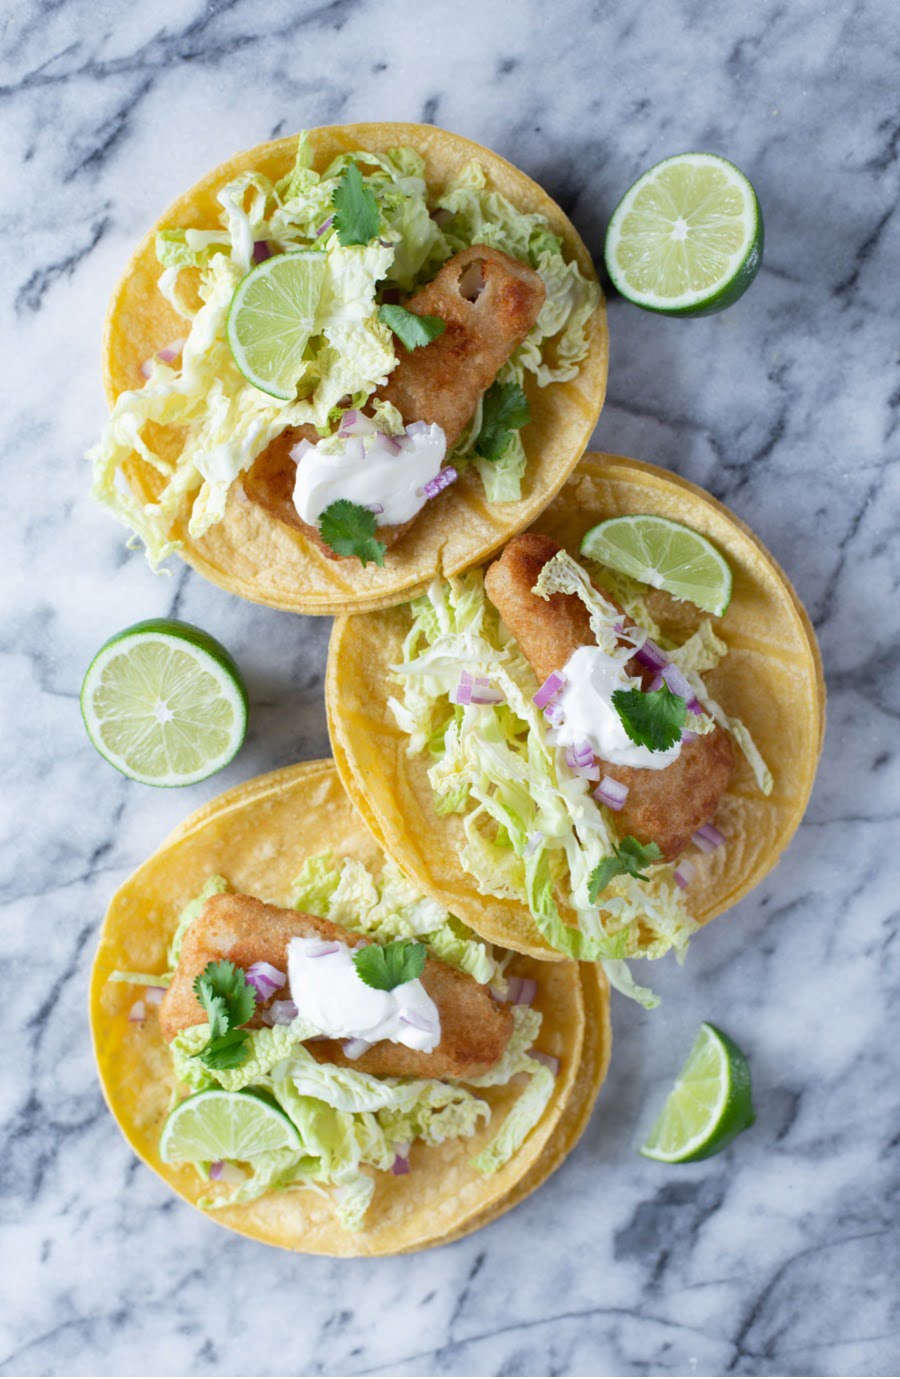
[90,761,610,1255]
[327,454,825,1007]
[91,124,607,615]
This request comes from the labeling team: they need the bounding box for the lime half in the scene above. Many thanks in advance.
[227,251,327,399]
[640,1023,755,1163]
[81,619,248,787]
[581,513,733,616]
[159,1090,300,1164]
[604,153,763,316]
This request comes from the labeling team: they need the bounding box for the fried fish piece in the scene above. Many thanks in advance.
[159,891,514,1080]
[242,243,546,556]
[484,533,734,861]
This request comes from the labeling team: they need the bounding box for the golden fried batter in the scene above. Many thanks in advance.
[159,892,513,1080]
[242,244,546,557]
[485,533,734,860]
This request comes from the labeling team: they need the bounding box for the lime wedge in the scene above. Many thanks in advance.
[227,251,327,399]
[159,1090,300,1164]
[604,153,763,316]
[640,1023,754,1163]
[80,619,248,787]
[581,513,733,616]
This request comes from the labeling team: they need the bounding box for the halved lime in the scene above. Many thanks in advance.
[159,1090,300,1164]
[604,153,763,316]
[227,250,327,399]
[581,513,733,616]
[640,1023,754,1163]
[80,619,248,787]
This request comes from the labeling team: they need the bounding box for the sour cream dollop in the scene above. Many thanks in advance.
[291,425,446,527]
[555,645,682,771]
[287,936,441,1052]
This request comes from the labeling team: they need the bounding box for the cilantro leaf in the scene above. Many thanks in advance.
[191,960,257,1070]
[199,1028,251,1071]
[475,382,531,462]
[378,304,445,351]
[588,837,664,901]
[353,939,426,991]
[332,162,380,246]
[319,499,386,567]
[612,684,687,753]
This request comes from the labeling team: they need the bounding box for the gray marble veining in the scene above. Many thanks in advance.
[2,0,898,1374]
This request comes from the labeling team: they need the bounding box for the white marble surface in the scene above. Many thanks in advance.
[2,0,898,1374]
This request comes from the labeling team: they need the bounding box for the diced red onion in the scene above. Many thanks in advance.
[289,438,315,464]
[391,1154,411,1176]
[379,238,393,249]
[253,240,271,263]
[209,1160,224,1180]
[673,858,696,890]
[370,430,402,457]
[573,762,601,780]
[262,999,298,1026]
[366,502,385,515]
[342,1037,372,1059]
[635,637,668,672]
[543,701,565,728]
[593,775,629,811]
[681,729,698,744]
[423,466,458,501]
[648,672,664,692]
[530,1050,559,1075]
[140,359,153,379]
[692,822,726,852]
[451,671,473,706]
[533,671,566,710]
[405,420,430,438]
[339,409,377,438]
[245,961,286,1001]
[489,984,507,1003]
[306,941,341,958]
[523,831,544,858]
[316,215,334,237]
[565,739,595,770]
[157,338,185,364]
[128,1000,145,1024]
[513,978,537,1007]
[144,986,165,1006]
[399,1009,434,1034]
[504,976,523,1004]
[470,674,504,705]
[662,663,703,713]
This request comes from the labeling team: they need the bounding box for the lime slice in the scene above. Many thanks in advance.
[159,1090,301,1164]
[227,251,327,399]
[581,513,733,616]
[604,153,763,316]
[640,1023,754,1163]
[80,619,248,787]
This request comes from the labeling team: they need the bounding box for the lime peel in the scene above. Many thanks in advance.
[581,513,733,616]
[640,1022,755,1163]
[159,1089,300,1163]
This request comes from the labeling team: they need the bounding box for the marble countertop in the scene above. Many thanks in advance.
[2,0,898,1374]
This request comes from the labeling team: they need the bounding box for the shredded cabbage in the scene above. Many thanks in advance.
[89,133,600,565]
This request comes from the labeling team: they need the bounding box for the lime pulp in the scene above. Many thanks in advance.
[159,1089,300,1164]
[640,1022,755,1163]
[581,513,733,616]
[226,251,327,399]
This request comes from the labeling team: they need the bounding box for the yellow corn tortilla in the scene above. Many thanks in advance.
[327,454,826,960]
[102,123,608,616]
[90,760,610,1256]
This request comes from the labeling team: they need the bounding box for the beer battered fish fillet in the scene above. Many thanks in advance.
[242,244,546,556]
[484,533,734,861]
[159,892,514,1081]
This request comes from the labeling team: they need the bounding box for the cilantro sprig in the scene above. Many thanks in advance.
[378,304,445,351]
[474,381,531,462]
[353,939,426,991]
[332,162,380,246]
[588,838,664,902]
[612,683,687,753]
[319,500,387,567]
[192,960,257,1070]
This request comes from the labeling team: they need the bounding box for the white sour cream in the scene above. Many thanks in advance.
[287,936,441,1052]
[555,645,682,772]
[292,425,446,527]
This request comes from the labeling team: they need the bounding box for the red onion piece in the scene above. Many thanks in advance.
[543,701,565,728]
[661,663,703,713]
[370,430,402,457]
[681,729,698,744]
[423,466,458,501]
[565,739,595,770]
[289,438,315,464]
[399,1009,434,1034]
[128,1000,145,1024]
[246,961,286,1002]
[451,671,473,706]
[316,215,334,237]
[572,762,600,780]
[405,420,430,438]
[144,986,165,1006]
[306,942,340,958]
[648,672,664,692]
[530,1050,560,1075]
[253,240,271,263]
[157,338,186,364]
[339,410,377,438]
[262,999,298,1026]
[391,1155,411,1176]
[342,1037,372,1059]
[634,637,668,672]
[533,671,566,710]
[366,503,385,516]
[209,1160,224,1180]
[692,822,726,852]
[673,858,696,890]
[593,775,629,811]
[513,978,537,1007]
[505,976,523,1004]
